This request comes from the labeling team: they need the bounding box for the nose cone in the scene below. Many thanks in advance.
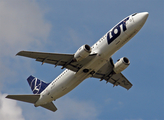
[133,12,149,29]
[140,12,149,21]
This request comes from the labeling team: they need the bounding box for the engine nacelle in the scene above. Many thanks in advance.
[113,57,130,74]
[74,44,91,62]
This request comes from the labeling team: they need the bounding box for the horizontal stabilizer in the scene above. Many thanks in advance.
[6,94,58,112]
[6,94,40,104]
[41,102,57,112]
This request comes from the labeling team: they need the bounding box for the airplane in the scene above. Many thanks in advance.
[6,12,149,112]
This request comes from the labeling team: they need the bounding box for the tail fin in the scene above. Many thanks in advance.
[27,75,50,94]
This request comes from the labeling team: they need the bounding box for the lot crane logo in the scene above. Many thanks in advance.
[30,77,42,94]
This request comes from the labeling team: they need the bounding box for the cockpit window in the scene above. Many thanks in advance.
[132,13,137,16]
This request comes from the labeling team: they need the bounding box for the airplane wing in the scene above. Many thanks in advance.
[92,58,133,90]
[16,51,96,72]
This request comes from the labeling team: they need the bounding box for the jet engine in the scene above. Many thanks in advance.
[113,57,130,74]
[74,44,91,62]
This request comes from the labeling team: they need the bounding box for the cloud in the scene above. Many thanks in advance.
[0,93,25,120]
[0,0,51,86]
[0,0,51,56]
[54,97,99,120]
[0,0,51,119]
[7,97,99,120]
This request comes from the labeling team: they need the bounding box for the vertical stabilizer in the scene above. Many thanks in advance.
[27,75,50,94]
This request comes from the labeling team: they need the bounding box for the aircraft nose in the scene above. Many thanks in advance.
[140,12,149,21]
[133,12,149,29]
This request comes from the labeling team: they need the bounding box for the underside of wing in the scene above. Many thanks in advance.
[105,73,132,90]
[17,51,96,72]
[93,58,114,79]
[93,58,132,90]
[17,51,74,65]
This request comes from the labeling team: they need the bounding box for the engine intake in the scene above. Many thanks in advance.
[74,44,91,62]
[113,57,130,74]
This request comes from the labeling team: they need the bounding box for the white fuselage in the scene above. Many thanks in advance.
[35,12,148,106]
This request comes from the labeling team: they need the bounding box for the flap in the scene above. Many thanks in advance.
[105,73,132,90]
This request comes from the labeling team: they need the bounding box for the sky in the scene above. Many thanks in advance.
[0,0,163,120]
